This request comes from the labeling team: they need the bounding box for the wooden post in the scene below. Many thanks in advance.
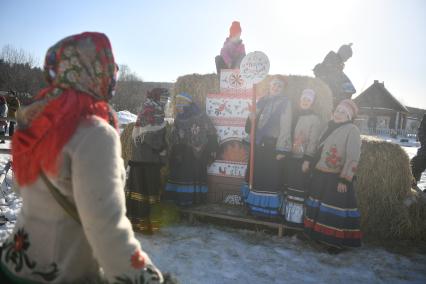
[249,84,257,189]
[188,212,194,224]
[278,224,283,238]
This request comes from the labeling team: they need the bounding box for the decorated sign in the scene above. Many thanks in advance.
[220,69,251,93]
[207,69,252,178]
[239,51,270,84]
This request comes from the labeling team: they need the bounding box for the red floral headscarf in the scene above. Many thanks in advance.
[12,32,118,186]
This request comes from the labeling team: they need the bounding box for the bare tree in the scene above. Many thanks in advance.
[110,64,144,112]
[0,44,39,67]
[117,64,142,82]
[0,45,45,99]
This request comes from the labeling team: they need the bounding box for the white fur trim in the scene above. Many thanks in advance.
[132,121,166,142]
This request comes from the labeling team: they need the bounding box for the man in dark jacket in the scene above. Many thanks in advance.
[411,114,426,191]
[313,43,356,108]
[6,91,20,136]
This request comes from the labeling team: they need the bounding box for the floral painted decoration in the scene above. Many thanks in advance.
[325,145,342,169]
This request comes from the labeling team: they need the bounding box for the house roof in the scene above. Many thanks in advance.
[406,106,426,120]
[353,80,409,113]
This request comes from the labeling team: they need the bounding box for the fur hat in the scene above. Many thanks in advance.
[147,88,169,102]
[337,43,353,62]
[301,88,316,101]
[338,99,358,121]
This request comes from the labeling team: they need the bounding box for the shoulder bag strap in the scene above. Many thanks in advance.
[40,171,81,225]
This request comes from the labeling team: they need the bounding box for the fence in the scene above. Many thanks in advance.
[359,128,418,138]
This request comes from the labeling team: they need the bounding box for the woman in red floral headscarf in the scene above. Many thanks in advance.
[0,32,172,283]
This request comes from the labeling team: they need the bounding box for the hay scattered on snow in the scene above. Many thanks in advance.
[357,137,426,241]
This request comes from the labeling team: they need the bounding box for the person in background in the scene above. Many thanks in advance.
[411,114,426,192]
[126,88,168,234]
[304,99,362,252]
[165,93,218,206]
[282,89,322,228]
[215,21,246,76]
[6,91,20,136]
[241,77,292,219]
[0,96,8,143]
[0,32,174,283]
[313,43,356,108]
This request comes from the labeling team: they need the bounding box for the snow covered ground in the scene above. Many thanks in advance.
[141,224,426,284]
[1,132,426,283]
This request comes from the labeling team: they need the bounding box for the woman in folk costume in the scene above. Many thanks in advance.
[126,88,168,234]
[1,32,171,283]
[241,77,292,218]
[283,89,322,228]
[304,99,362,251]
[215,21,246,75]
[165,93,218,206]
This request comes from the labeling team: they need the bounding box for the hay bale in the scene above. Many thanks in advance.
[120,122,135,165]
[173,73,220,111]
[357,138,426,241]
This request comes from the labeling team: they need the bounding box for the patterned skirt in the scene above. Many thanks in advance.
[164,151,208,206]
[304,170,362,248]
[282,158,309,229]
[126,161,162,232]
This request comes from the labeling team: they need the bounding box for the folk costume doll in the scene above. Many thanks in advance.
[165,93,218,206]
[242,77,292,218]
[126,88,168,234]
[283,89,322,228]
[313,44,356,108]
[215,21,246,75]
[304,99,362,250]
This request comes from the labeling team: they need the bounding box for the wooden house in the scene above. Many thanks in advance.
[354,80,409,130]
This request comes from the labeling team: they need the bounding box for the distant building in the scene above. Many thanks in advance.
[406,106,426,132]
[353,80,424,133]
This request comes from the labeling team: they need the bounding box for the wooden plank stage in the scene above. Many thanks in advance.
[180,203,296,237]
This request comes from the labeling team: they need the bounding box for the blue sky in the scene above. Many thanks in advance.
[1,0,425,108]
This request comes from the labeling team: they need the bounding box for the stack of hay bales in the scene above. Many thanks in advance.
[357,137,426,241]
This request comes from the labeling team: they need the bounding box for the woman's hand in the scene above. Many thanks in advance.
[302,161,310,173]
[337,182,347,193]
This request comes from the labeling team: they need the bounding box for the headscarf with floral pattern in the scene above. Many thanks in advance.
[12,32,118,186]
[132,88,167,144]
